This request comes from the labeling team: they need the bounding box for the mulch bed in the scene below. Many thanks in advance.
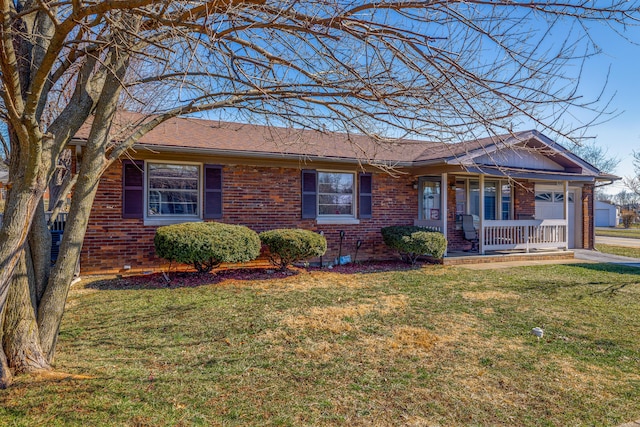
[86,260,433,290]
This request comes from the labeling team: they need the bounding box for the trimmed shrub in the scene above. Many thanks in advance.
[154,222,261,273]
[259,228,327,270]
[621,210,638,228]
[381,225,447,265]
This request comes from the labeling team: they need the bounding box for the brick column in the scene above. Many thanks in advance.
[582,184,595,249]
[513,181,535,219]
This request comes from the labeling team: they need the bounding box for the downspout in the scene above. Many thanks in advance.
[563,181,569,250]
[479,174,485,254]
[442,172,448,256]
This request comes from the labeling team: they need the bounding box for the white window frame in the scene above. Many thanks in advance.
[316,170,359,225]
[454,177,513,228]
[536,190,575,204]
[144,161,203,226]
[418,176,442,220]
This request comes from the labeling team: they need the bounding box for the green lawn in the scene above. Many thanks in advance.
[2,264,640,426]
[596,226,640,239]
[596,244,640,259]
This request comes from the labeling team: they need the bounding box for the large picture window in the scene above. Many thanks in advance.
[455,178,512,227]
[147,163,199,216]
[318,172,354,216]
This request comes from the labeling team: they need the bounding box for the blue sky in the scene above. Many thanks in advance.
[2,11,638,198]
[574,24,640,194]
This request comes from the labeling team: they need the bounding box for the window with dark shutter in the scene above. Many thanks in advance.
[359,173,372,219]
[122,160,144,218]
[301,170,317,219]
[204,165,223,219]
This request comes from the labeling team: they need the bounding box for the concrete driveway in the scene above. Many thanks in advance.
[596,235,640,248]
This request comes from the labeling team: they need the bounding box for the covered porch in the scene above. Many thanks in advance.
[403,130,613,258]
[413,171,593,255]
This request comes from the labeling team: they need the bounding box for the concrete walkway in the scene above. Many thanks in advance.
[573,249,640,269]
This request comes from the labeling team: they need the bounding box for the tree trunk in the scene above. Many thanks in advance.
[29,200,51,306]
[37,40,129,362]
[0,305,13,389]
[2,201,52,375]
[48,149,72,213]
[2,248,50,374]
[0,180,47,314]
[37,164,102,362]
[38,167,121,364]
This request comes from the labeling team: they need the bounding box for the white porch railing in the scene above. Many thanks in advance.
[413,219,443,232]
[46,212,67,231]
[482,219,568,254]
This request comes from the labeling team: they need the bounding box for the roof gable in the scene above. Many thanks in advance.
[472,146,565,171]
[436,130,602,176]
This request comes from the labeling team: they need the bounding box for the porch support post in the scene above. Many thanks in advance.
[442,172,448,256]
[563,180,569,250]
[479,174,485,254]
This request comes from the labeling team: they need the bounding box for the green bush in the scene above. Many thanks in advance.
[381,225,447,265]
[154,222,261,273]
[259,228,327,270]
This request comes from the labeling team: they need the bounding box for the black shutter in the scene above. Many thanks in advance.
[359,173,372,219]
[301,170,317,219]
[122,160,144,219]
[204,165,223,219]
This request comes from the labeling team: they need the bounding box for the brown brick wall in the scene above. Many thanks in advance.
[81,160,418,274]
[582,184,594,249]
[513,181,535,219]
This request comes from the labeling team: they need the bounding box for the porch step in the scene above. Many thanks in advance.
[442,250,574,266]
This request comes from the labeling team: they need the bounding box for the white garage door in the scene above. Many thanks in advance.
[534,185,578,249]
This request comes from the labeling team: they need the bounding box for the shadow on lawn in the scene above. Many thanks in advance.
[85,260,427,291]
[515,262,639,295]
[569,262,640,276]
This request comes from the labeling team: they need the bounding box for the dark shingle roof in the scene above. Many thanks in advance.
[76,112,524,165]
[73,112,610,179]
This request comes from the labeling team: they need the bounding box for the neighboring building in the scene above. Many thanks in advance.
[69,115,617,274]
[595,201,619,227]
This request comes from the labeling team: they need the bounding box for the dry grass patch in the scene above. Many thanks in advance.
[431,312,481,345]
[280,294,438,361]
[282,294,408,333]
[383,325,438,353]
[462,291,521,301]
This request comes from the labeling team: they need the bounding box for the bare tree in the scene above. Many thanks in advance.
[625,151,640,197]
[570,141,620,175]
[569,140,621,200]
[1,0,639,387]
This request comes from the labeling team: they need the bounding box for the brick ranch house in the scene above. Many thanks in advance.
[69,115,616,274]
